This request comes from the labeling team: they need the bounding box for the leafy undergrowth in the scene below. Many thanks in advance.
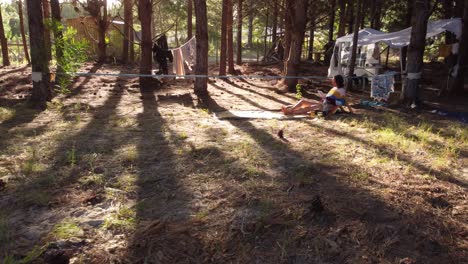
[0,64,467,263]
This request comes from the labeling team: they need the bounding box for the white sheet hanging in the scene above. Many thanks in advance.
[328,18,463,77]
[335,18,462,49]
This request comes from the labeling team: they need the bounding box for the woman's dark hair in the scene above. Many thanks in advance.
[334,75,345,88]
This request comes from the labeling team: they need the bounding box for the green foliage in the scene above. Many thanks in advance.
[102,206,136,231]
[67,145,77,167]
[295,84,303,100]
[52,220,83,239]
[49,21,89,94]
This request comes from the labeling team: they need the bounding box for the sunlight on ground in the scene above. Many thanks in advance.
[1,65,467,263]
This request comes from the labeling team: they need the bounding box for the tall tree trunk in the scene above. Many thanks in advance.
[219,0,228,75]
[138,0,153,90]
[454,0,465,17]
[283,0,292,72]
[236,0,243,65]
[307,26,314,60]
[187,0,193,40]
[401,0,414,71]
[403,0,431,105]
[337,0,347,37]
[42,0,52,61]
[263,7,269,58]
[283,0,308,92]
[194,0,208,95]
[0,5,10,66]
[360,0,366,28]
[27,0,51,107]
[443,0,455,43]
[451,0,468,94]
[123,0,132,63]
[347,0,354,34]
[50,0,63,73]
[370,0,382,30]
[278,0,284,33]
[347,0,362,88]
[328,0,336,42]
[227,0,235,74]
[97,0,108,63]
[272,0,278,44]
[175,19,180,46]
[129,4,135,62]
[18,0,30,64]
[247,1,254,48]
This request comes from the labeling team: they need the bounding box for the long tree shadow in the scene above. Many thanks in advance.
[0,69,130,260]
[210,82,278,110]
[65,62,103,98]
[194,92,466,263]
[0,65,29,78]
[126,90,198,263]
[222,79,293,105]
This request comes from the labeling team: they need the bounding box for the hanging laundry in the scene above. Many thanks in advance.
[370,73,395,101]
[172,48,185,77]
[180,37,197,71]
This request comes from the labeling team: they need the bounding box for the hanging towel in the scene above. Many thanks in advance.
[371,74,395,101]
[172,48,185,77]
[181,37,197,71]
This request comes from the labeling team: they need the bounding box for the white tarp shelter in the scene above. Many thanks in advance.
[328,18,463,77]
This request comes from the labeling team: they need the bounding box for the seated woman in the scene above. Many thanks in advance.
[281,75,353,115]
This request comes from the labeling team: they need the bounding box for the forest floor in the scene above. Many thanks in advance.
[0,62,467,264]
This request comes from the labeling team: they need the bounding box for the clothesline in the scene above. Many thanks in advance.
[168,36,196,52]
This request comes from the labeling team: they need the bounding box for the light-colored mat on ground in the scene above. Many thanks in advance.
[214,110,309,120]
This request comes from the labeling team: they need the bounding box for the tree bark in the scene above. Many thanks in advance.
[347,0,362,88]
[401,0,414,71]
[247,1,254,48]
[50,0,63,73]
[370,0,382,30]
[227,0,235,74]
[219,0,228,75]
[328,0,336,42]
[451,0,468,94]
[97,0,108,62]
[283,0,308,92]
[18,0,30,64]
[129,3,135,62]
[263,7,269,58]
[272,0,278,44]
[27,0,51,107]
[347,0,354,34]
[236,0,243,65]
[307,26,314,60]
[283,0,292,72]
[0,5,10,66]
[187,0,193,40]
[402,0,431,105]
[138,0,153,90]
[123,0,132,63]
[337,0,347,37]
[194,0,208,95]
[42,0,52,61]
